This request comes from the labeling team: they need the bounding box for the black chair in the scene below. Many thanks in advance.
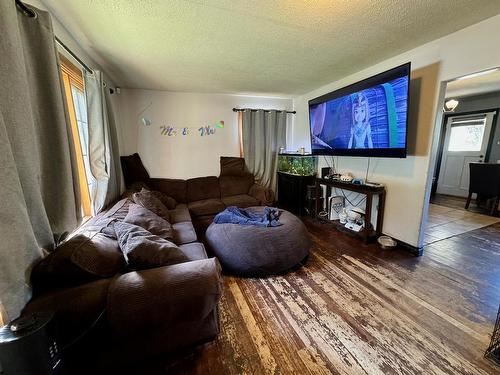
[466,162,500,215]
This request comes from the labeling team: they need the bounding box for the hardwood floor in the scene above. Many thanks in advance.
[424,203,500,245]
[431,193,498,216]
[139,220,500,374]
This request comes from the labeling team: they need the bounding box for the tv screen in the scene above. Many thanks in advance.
[309,63,410,158]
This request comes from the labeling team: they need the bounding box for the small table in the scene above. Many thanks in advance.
[315,177,386,243]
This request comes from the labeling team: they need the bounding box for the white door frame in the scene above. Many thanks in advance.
[436,111,495,197]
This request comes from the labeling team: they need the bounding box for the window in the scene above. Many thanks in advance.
[0,301,5,327]
[59,54,93,217]
[447,116,487,152]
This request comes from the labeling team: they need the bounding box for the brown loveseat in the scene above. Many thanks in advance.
[23,196,222,372]
[121,154,275,232]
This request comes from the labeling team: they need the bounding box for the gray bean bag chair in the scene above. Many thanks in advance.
[205,207,311,276]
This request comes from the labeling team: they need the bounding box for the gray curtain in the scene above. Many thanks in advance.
[242,110,287,191]
[85,71,121,214]
[0,3,80,319]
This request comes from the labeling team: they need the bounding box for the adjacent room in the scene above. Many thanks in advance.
[1,1,500,374]
[423,68,500,245]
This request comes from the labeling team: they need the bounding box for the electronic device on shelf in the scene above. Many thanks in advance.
[321,167,332,178]
[309,62,410,158]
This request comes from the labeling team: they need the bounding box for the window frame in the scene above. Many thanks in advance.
[59,54,92,217]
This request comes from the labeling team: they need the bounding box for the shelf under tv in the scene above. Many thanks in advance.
[316,215,378,241]
[315,177,386,243]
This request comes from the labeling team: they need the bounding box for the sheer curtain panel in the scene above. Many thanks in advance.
[85,71,122,214]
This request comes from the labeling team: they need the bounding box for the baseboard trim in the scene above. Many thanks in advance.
[395,239,423,256]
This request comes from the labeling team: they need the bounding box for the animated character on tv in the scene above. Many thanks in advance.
[348,93,373,149]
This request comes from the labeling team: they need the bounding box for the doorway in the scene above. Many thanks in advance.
[423,67,500,245]
[436,112,495,197]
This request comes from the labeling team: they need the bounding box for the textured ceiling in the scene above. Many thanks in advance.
[446,69,500,98]
[42,0,500,95]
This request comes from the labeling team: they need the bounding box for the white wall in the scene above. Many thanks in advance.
[292,14,500,248]
[117,90,293,179]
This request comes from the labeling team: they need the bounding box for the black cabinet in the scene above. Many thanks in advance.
[277,172,315,216]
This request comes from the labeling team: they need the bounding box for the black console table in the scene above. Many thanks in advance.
[315,177,386,243]
[277,172,315,216]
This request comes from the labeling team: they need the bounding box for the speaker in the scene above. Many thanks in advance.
[321,167,331,178]
[0,312,62,375]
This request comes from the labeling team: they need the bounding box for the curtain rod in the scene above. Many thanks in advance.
[15,0,35,17]
[233,108,296,114]
[55,37,93,74]
[15,1,94,74]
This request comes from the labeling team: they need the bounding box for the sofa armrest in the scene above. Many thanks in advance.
[249,183,275,206]
[22,279,112,346]
[106,258,222,338]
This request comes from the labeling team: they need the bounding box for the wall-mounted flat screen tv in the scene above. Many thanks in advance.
[309,62,410,158]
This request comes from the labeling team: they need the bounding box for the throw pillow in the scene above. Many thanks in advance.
[141,188,177,210]
[71,233,126,277]
[132,191,170,221]
[120,153,150,187]
[114,221,188,269]
[31,234,126,294]
[124,203,174,241]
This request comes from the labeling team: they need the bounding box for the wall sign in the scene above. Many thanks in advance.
[159,120,225,137]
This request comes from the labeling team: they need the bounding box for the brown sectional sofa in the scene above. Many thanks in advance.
[22,155,273,372]
[24,197,222,372]
[121,154,275,232]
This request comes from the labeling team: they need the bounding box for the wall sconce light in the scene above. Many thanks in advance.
[444,99,459,113]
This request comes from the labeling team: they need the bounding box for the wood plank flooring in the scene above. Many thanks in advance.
[140,220,500,374]
[431,193,498,216]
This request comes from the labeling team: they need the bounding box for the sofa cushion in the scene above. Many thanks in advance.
[220,156,248,176]
[178,242,208,261]
[114,221,188,270]
[154,193,177,210]
[186,176,220,202]
[188,198,225,217]
[219,174,254,197]
[120,153,150,188]
[31,234,125,294]
[148,178,187,203]
[221,194,260,208]
[172,221,197,245]
[124,203,174,241]
[169,205,192,224]
[133,191,170,221]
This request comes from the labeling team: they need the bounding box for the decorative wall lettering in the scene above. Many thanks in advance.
[159,120,224,137]
[160,125,176,136]
[199,126,215,136]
